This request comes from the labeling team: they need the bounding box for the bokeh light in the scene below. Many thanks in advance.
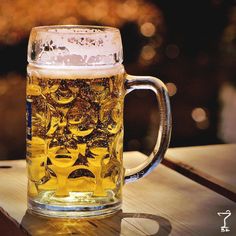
[191,107,209,130]
[0,82,8,96]
[140,22,156,37]
[165,44,180,59]
[196,120,209,130]
[0,0,163,45]
[140,45,156,61]
[166,82,177,97]
[191,108,207,122]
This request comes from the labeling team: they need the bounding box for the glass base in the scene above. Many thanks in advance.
[28,191,121,218]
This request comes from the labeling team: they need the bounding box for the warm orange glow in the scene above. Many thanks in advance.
[196,120,209,130]
[166,83,177,96]
[0,83,8,96]
[191,107,209,129]
[191,108,207,122]
[0,0,163,45]
[140,45,156,61]
[140,22,156,37]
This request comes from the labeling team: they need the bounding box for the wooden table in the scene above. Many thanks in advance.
[0,145,235,236]
[165,144,236,201]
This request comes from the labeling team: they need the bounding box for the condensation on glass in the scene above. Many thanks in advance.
[26,25,171,218]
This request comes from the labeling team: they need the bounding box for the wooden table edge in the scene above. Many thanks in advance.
[162,157,236,202]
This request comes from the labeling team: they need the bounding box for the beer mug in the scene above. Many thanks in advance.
[26,25,171,218]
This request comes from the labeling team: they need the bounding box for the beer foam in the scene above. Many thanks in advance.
[28,26,123,67]
[27,64,125,79]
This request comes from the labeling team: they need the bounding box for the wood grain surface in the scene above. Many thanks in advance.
[165,144,236,201]
[0,151,235,235]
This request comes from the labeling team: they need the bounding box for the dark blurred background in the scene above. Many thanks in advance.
[0,0,236,159]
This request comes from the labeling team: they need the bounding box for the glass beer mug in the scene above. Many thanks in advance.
[26,25,171,218]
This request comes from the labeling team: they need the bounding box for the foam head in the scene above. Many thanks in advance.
[28,25,123,67]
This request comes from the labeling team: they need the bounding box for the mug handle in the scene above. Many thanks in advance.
[124,74,172,183]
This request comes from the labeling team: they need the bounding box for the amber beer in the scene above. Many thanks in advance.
[27,66,125,208]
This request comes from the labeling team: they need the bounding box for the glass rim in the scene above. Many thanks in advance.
[31,25,120,35]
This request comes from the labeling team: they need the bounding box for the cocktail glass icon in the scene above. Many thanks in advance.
[217,210,231,232]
